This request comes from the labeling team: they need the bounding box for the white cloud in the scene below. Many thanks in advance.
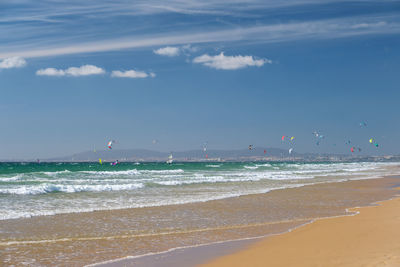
[193,52,271,70]
[0,57,26,69]
[36,65,105,76]
[36,68,65,76]
[153,46,180,56]
[65,65,105,76]
[111,70,156,78]
[153,44,198,57]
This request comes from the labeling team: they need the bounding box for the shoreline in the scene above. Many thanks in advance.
[89,175,400,267]
[88,219,316,267]
[200,192,400,267]
[91,198,396,267]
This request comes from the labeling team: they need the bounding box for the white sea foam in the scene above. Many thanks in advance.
[243,165,258,170]
[79,169,184,176]
[206,164,221,168]
[0,174,23,181]
[155,176,235,186]
[141,169,185,174]
[0,183,144,195]
[255,163,272,167]
[81,169,141,176]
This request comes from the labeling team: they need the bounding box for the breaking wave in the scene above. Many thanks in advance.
[0,183,144,195]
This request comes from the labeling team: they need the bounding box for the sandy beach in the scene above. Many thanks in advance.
[91,175,400,267]
[201,192,400,267]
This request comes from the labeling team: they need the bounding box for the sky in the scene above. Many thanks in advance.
[1,0,400,159]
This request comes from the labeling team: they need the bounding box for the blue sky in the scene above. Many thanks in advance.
[1,0,400,159]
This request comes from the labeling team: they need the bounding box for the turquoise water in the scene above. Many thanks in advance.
[0,161,397,220]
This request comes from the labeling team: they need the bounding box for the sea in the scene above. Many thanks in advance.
[0,161,398,220]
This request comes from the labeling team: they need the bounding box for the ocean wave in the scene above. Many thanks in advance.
[243,165,258,170]
[43,170,71,176]
[141,169,185,174]
[153,175,264,186]
[206,165,221,168]
[0,175,24,182]
[79,169,185,176]
[0,183,144,195]
[255,163,272,167]
[1,170,73,181]
[0,190,260,220]
[81,169,141,176]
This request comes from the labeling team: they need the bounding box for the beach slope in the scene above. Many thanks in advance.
[201,196,400,267]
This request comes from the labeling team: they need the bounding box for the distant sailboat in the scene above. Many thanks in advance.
[166,153,173,164]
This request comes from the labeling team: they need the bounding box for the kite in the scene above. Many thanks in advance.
[369,138,379,147]
[290,136,295,141]
[350,147,362,152]
[248,145,253,150]
[99,158,102,164]
[359,122,367,127]
[289,148,293,154]
[313,131,325,145]
[203,142,208,152]
[107,140,114,149]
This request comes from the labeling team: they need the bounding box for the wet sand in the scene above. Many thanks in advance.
[1,176,400,266]
[201,191,400,267]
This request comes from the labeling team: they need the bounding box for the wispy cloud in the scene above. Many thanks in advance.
[1,16,399,59]
[2,1,396,23]
[350,21,387,29]
[0,57,27,69]
[36,65,105,76]
[111,70,155,78]
[193,52,271,70]
[154,46,180,56]
[0,1,341,23]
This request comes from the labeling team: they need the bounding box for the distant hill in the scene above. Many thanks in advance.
[2,148,397,162]
[49,147,300,161]
[43,147,380,162]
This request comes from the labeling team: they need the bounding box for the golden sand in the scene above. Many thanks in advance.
[201,195,400,267]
